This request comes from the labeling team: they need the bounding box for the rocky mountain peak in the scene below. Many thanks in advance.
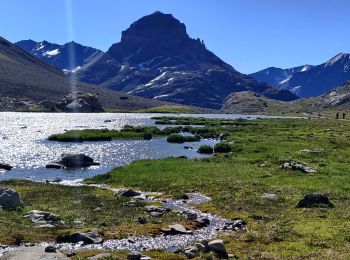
[120,11,188,44]
[325,52,350,67]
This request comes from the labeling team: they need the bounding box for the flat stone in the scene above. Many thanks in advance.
[261,193,278,201]
[24,210,59,224]
[161,224,192,235]
[0,246,68,259]
[301,148,324,154]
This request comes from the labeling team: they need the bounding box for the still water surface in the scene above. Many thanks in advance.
[0,112,281,181]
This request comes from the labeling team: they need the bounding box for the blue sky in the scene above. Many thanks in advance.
[1,0,350,73]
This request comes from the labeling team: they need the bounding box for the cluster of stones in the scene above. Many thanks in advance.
[281,161,316,173]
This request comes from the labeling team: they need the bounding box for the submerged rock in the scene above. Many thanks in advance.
[45,162,64,169]
[57,230,103,244]
[281,161,316,173]
[58,153,100,168]
[0,188,23,209]
[297,193,334,208]
[0,163,13,171]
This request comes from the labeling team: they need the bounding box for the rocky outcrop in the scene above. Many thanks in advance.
[58,92,104,113]
[0,188,23,209]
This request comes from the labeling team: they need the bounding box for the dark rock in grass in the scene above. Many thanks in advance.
[161,224,193,235]
[186,212,198,220]
[195,243,208,253]
[297,193,334,208]
[207,240,228,258]
[197,145,213,154]
[185,246,198,258]
[59,153,100,168]
[194,217,210,228]
[281,161,316,173]
[214,142,232,153]
[117,188,141,197]
[138,216,148,224]
[0,163,13,171]
[25,210,59,224]
[57,230,103,244]
[127,251,142,260]
[89,253,112,260]
[44,245,57,253]
[45,162,64,169]
[0,188,23,209]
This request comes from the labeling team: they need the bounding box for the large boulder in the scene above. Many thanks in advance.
[117,188,141,197]
[57,230,103,244]
[0,188,23,209]
[58,92,104,113]
[58,153,100,168]
[297,193,334,208]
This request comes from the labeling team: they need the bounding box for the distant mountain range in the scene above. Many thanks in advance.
[15,40,103,73]
[0,36,169,111]
[251,53,350,98]
[73,11,297,109]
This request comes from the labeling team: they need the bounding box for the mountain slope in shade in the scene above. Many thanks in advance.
[15,39,103,72]
[76,11,298,109]
[0,36,172,111]
[251,53,350,98]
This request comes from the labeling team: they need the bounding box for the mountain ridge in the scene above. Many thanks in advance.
[15,39,104,73]
[76,11,298,109]
[251,53,350,98]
